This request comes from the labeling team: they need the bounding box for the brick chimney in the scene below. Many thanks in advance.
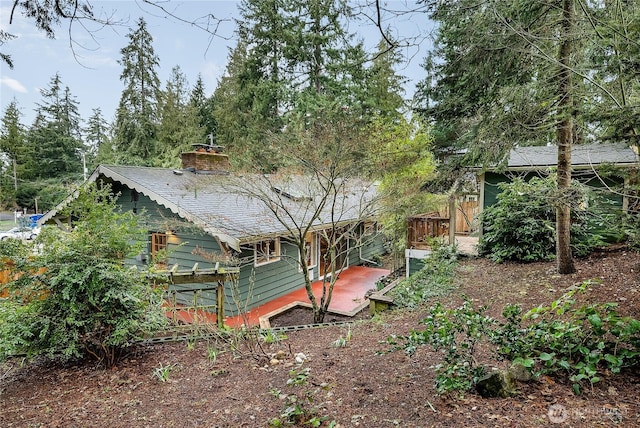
[181,144,230,174]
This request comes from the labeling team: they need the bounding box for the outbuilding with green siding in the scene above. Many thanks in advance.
[478,143,638,224]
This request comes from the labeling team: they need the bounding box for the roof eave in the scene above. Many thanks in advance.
[38,165,241,252]
[502,161,638,172]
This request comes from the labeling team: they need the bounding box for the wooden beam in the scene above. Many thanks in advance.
[155,266,238,326]
[217,281,224,328]
[168,273,230,285]
[448,196,456,245]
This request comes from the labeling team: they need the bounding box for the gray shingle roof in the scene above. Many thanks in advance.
[39,165,379,251]
[507,143,638,169]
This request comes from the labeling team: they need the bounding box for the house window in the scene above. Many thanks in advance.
[151,232,168,264]
[255,238,280,266]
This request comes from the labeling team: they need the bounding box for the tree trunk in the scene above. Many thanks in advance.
[556,0,576,275]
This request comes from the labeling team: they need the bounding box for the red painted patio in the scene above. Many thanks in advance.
[165,266,389,328]
[227,265,390,328]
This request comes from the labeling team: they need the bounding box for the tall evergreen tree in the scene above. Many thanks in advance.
[84,107,110,169]
[0,99,28,202]
[213,40,281,171]
[364,39,407,120]
[190,75,217,143]
[217,0,379,171]
[28,73,84,179]
[157,66,205,167]
[114,17,161,164]
[584,0,640,146]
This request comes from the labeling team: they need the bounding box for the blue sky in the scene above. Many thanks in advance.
[1,1,432,126]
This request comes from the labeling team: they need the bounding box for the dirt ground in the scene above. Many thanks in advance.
[1,246,639,427]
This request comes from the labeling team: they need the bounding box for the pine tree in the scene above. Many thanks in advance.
[157,66,205,167]
[0,99,28,202]
[213,40,280,171]
[114,17,161,164]
[84,107,110,168]
[584,0,640,145]
[365,39,407,120]
[28,73,84,179]
[190,75,217,143]
[216,0,375,171]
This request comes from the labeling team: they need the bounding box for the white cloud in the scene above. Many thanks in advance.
[0,76,27,93]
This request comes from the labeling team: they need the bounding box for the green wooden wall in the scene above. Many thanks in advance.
[408,257,425,276]
[347,232,386,267]
[483,170,626,209]
[109,180,387,319]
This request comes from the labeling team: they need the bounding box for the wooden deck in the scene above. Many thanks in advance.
[167,265,390,328]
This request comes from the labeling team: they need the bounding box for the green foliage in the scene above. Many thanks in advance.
[152,363,174,383]
[389,299,494,395]
[374,118,441,260]
[206,343,221,365]
[624,212,640,250]
[492,281,640,394]
[390,242,458,308]
[622,183,640,249]
[260,329,287,344]
[156,66,205,168]
[389,281,640,396]
[417,1,640,161]
[479,176,620,262]
[0,237,30,261]
[330,326,352,348]
[269,365,335,427]
[114,17,162,163]
[15,177,74,212]
[479,177,556,262]
[0,183,167,368]
[28,73,85,180]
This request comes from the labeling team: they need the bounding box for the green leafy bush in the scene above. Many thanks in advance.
[389,281,640,395]
[0,238,30,261]
[492,282,640,394]
[390,242,458,308]
[623,211,640,250]
[479,176,621,262]
[269,365,336,427]
[389,299,494,395]
[0,184,167,368]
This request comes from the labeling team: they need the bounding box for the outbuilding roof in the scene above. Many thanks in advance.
[505,143,638,169]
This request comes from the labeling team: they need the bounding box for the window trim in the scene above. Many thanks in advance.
[254,238,281,266]
[150,232,168,265]
[300,232,318,271]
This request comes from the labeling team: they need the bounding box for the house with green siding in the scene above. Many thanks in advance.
[404,143,638,276]
[38,148,386,319]
[478,143,638,215]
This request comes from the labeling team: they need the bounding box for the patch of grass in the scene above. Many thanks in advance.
[330,326,352,348]
[152,363,175,383]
